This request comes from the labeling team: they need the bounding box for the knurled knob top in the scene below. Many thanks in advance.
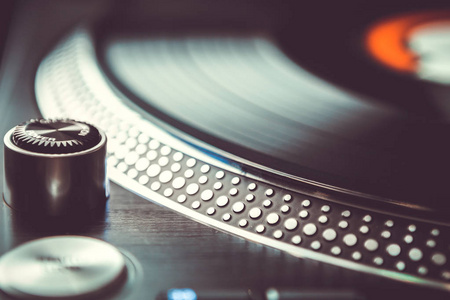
[12,118,101,154]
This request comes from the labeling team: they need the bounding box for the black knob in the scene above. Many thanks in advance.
[3,118,109,216]
[12,119,101,154]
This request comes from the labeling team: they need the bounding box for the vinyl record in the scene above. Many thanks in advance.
[95,2,450,213]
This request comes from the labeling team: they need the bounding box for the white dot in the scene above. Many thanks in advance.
[441,271,450,280]
[207,207,216,215]
[359,225,369,234]
[158,156,169,167]
[303,223,317,236]
[245,194,255,202]
[136,157,150,171]
[343,234,358,247]
[302,200,311,207]
[159,170,173,183]
[418,266,428,275]
[284,218,298,231]
[171,163,181,173]
[146,150,157,161]
[373,257,383,265]
[409,248,423,261]
[127,169,138,179]
[201,190,214,201]
[147,164,161,177]
[311,241,321,250]
[281,205,290,213]
[256,224,265,233]
[408,224,417,232]
[338,221,348,229]
[381,231,391,239]
[364,239,379,252]
[138,133,149,144]
[177,194,187,203]
[266,213,280,225]
[173,152,183,162]
[363,215,372,223]
[184,169,194,178]
[150,181,161,191]
[352,251,362,261]
[426,239,436,248]
[249,208,262,219]
[322,229,337,241]
[291,236,302,245]
[396,261,406,271]
[200,165,210,173]
[239,219,248,227]
[318,216,328,224]
[117,162,127,172]
[341,210,351,218]
[331,246,341,256]
[216,171,225,179]
[138,175,149,185]
[404,235,413,244]
[125,138,137,149]
[186,158,196,168]
[229,188,238,196]
[321,205,331,213]
[191,201,200,209]
[160,145,171,156]
[263,200,272,208]
[273,230,283,239]
[231,177,240,185]
[265,189,274,197]
[283,194,292,202]
[149,139,160,149]
[248,183,257,191]
[385,220,394,227]
[222,214,231,221]
[213,182,223,190]
[163,188,173,197]
[216,196,229,207]
[186,183,200,195]
[124,151,139,165]
[198,175,208,185]
[172,177,186,190]
[232,202,245,213]
[431,253,447,266]
[299,210,309,219]
[386,244,401,257]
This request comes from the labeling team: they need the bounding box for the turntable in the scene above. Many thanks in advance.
[0,1,449,299]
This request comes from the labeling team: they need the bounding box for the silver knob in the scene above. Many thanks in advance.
[0,236,127,299]
[3,118,108,216]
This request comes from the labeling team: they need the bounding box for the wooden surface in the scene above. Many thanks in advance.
[0,1,449,299]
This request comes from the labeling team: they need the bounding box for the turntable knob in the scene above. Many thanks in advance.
[0,236,127,299]
[2,118,108,216]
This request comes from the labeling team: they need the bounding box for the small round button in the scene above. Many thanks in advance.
[0,236,126,299]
